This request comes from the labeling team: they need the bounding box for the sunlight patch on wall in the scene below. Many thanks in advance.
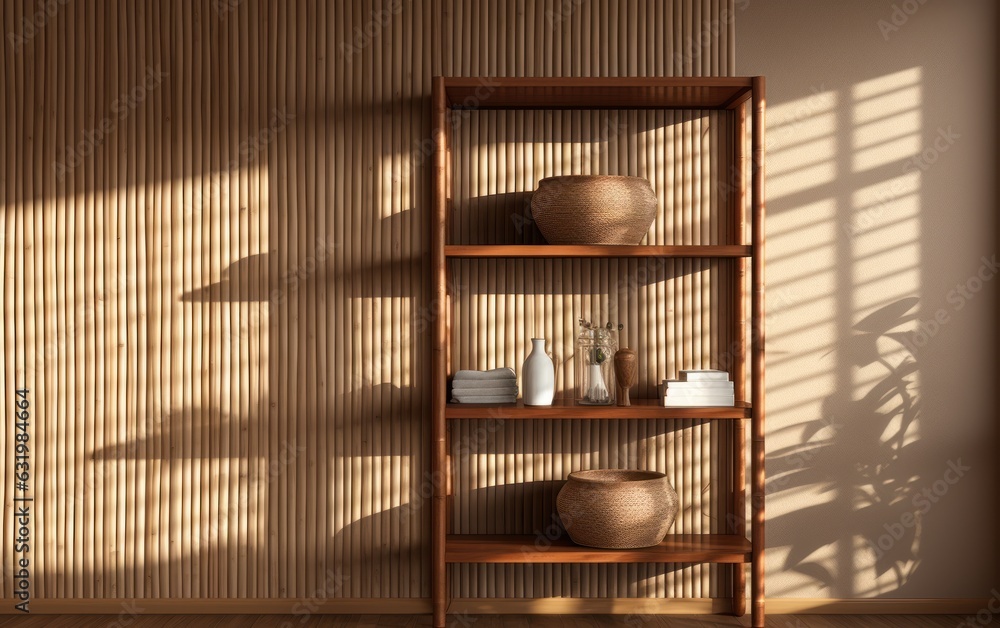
[850,69,922,173]
[763,65,926,597]
[847,68,923,597]
[766,89,837,201]
[767,196,838,414]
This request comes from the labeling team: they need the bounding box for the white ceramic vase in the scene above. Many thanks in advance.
[522,338,555,406]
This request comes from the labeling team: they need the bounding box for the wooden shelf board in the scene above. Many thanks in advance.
[441,77,754,110]
[446,534,752,564]
[444,244,752,259]
[445,398,751,420]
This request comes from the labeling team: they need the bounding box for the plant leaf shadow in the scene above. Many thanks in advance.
[767,298,925,592]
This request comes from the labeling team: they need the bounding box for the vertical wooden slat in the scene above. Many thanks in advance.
[264,0,279,598]
[313,0,328,603]
[293,0,308,599]
[331,0,346,602]
[0,0,9,598]
[41,0,56,601]
[275,0,289,597]
[196,0,210,598]
[75,0,90,597]
[145,0,162,599]
[431,75,449,627]
[250,0,265,599]
[177,0,193,599]
[237,0,252,600]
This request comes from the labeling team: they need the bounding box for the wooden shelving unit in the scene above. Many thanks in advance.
[431,76,766,627]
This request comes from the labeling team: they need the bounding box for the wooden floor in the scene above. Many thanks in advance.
[0,615,988,627]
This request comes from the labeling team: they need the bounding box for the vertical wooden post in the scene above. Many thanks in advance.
[731,102,747,618]
[750,76,767,628]
[431,76,449,628]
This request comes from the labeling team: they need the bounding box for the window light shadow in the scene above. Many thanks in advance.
[766,67,926,598]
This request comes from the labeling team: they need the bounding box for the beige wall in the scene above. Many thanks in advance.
[739,0,998,599]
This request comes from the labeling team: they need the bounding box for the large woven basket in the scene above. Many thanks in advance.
[530,175,657,245]
[556,469,679,549]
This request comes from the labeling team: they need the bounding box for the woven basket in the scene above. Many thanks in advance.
[556,469,678,549]
[530,175,657,245]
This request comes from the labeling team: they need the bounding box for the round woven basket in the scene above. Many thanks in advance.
[530,175,657,245]
[556,469,679,549]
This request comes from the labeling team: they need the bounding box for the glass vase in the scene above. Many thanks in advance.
[575,324,617,405]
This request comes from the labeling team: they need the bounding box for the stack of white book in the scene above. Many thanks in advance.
[660,369,735,407]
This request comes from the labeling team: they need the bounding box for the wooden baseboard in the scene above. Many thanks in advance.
[452,598,993,615]
[766,598,993,615]
[449,597,727,614]
[4,598,432,614]
[3,597,992,615]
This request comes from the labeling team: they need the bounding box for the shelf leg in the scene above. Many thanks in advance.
[433,598,446,628]
[732,565,747,617]
[750,73,768,628]
[731,96,749,620]
[432,483,448,627]
[731,422,747,617]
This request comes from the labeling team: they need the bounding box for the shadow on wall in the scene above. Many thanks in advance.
[769,298,925,590]
[178,208,422,304]
[94,380,425,597]
[747,0,998,599]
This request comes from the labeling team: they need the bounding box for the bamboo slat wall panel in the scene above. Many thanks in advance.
[1,0,736,603]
